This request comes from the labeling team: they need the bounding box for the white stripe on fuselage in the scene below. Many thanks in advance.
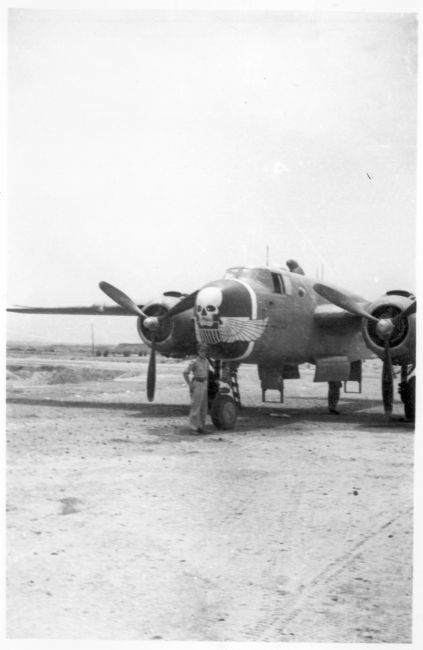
[227,279,257,361]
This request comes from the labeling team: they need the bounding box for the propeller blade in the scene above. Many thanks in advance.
[146,334,156,402]
[99,281,147,318]
[395,300,416,321]
[314,283,378,322]
[381,340,394,417]
[164,290,199,320]
[98,282,198,403]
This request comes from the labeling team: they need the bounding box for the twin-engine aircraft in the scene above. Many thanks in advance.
[8,261,416,429]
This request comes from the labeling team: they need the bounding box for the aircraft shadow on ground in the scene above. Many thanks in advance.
[6,397,189,417]
[7,395,411,429]
[235,408,412,432]
[261,395,384,407]
[6,395,380,414]
[6,397,413,434]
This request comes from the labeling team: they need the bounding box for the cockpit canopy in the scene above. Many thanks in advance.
[224,267,288,294]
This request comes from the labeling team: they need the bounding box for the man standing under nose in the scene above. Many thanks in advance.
[183,343,209,434]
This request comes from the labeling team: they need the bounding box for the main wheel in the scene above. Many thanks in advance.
[382,357,394,417]
[403,376,416,421]
[211,395,237,430]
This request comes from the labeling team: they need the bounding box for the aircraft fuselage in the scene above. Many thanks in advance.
[193,266,370,366]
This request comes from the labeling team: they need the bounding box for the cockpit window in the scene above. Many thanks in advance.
[223,268,239,279]
[254,270,274,291]
[271,273,284,294]
[224,268,286,294]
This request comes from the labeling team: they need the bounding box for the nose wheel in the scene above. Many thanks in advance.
[211,394,238,430]
[209,361,240,430]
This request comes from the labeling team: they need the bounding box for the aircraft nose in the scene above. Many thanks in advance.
[194,279,257,359]
[195,280,253,320]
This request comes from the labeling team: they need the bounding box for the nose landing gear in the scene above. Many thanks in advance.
[211,394,238,430]
[208,361,241,430]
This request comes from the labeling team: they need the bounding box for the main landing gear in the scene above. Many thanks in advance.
[208,360,241,430]
[398,364,416,422]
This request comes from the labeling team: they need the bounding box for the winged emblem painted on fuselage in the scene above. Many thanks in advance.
[195,316,269,344]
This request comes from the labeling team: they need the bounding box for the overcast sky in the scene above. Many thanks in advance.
[6,5,417,344]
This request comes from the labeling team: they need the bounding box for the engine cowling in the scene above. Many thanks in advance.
[137,296,197,357]
[361,291,416,365]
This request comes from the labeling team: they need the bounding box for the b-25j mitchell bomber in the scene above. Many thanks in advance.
[8,262,416,429]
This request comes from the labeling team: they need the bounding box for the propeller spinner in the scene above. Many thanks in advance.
[99,281,198,402]
[314,283,416,417]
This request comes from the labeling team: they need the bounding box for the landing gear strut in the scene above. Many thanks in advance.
[399,364,416,422]
[207,360,220,411]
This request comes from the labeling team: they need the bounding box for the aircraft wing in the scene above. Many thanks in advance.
[7,304,136,316]
[313,303,363,329]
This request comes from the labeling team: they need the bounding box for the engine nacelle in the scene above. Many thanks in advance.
[361,291,416,365]
[137,296,197,357]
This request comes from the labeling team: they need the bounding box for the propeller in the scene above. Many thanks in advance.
[396,300,416,320]
[314,282,416,417]
[376,302,416,415]
[99,281,198,402]
[165,290,199,318]
[99,281,148,318]
[381,339,394,416]
[146,333,156,402]
[313,283,379,322]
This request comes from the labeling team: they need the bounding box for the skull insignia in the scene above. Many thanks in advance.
[195,287,223,328]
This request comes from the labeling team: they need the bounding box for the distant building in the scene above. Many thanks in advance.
[111,343,149,357]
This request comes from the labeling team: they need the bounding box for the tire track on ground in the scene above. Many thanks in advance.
[242,506,413,641]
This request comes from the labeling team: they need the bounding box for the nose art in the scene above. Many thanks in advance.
[194,280,259,358]
[195,280,253,320]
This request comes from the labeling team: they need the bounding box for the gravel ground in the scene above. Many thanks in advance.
[6,357,415,641]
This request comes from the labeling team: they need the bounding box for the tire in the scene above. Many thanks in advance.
[211,395,237,430]
[403,376,416,421]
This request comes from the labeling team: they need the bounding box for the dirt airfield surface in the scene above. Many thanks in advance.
[6,354,414,642]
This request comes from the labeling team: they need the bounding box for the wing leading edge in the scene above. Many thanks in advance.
[7,304,137,316]
[313,303,362,330]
